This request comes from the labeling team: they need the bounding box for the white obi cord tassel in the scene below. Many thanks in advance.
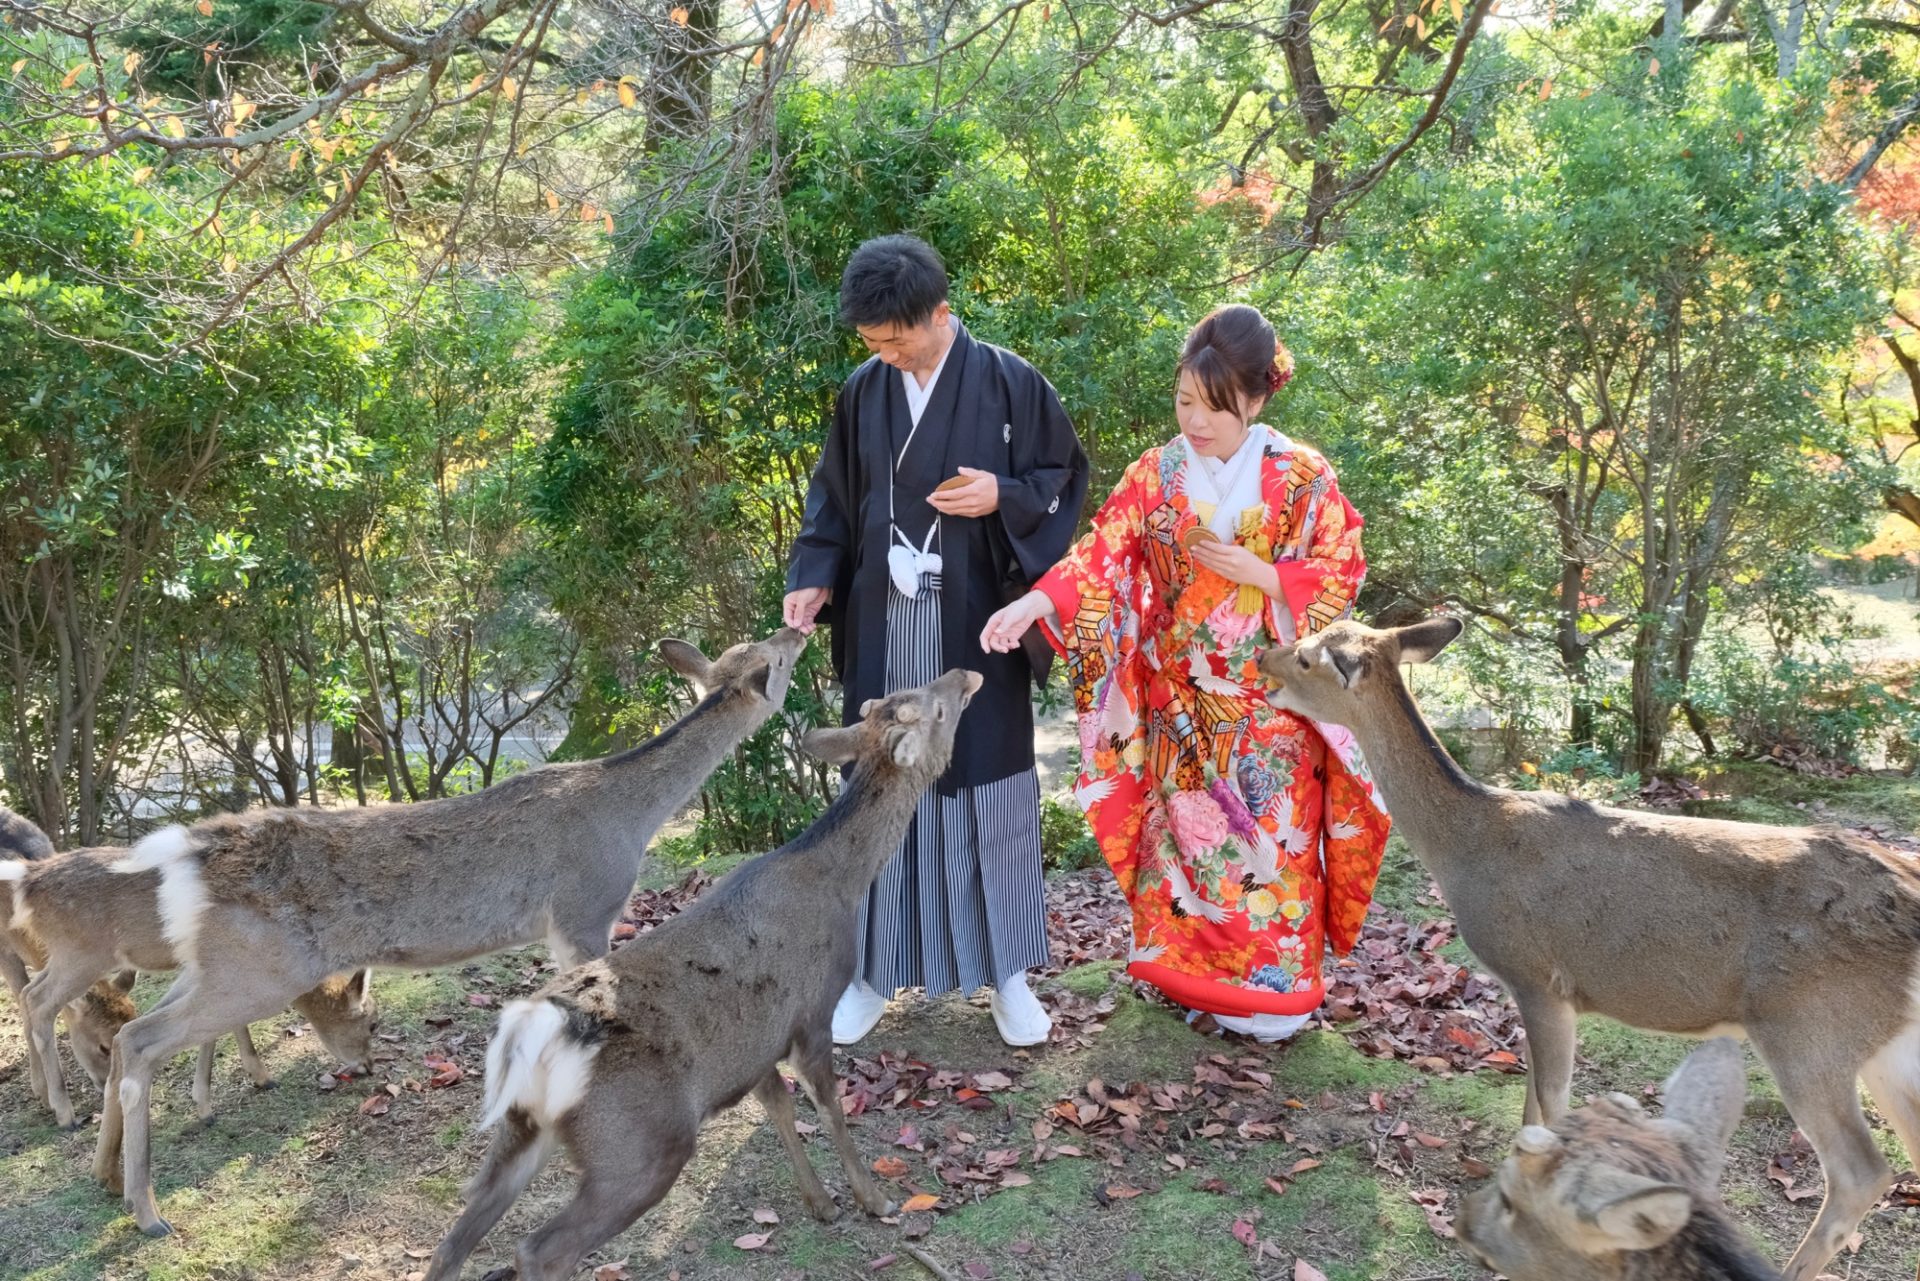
[888,521,942,599]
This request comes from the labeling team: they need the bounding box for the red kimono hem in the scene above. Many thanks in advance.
[1128,961,1323,1017]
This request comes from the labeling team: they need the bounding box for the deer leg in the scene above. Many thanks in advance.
[112,968,297,1236]
[192,1043,218,1120]
[1862,1022,1920,1175]
[23,959,101,1128]
[1758,1038,1893,1281]
[512,1139,689,1281]
[423,1109,555,1281]
[189,1023,276,1126]
[754,1070,838,1222]
[231,1023,272,1086]
[793,1046,896,1218]
[1511,989,1576,1126]
[546,912,616,972]
[1,944,47,1102]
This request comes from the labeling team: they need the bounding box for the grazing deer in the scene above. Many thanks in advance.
[92,629,804,1236]
[64,969,375,1124]
[1257,617,1920,1281]
[1459,1038,1780,1281]
[3,845,377,1127]
[422,668,982,1281]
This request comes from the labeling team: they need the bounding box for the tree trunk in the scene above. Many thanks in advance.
[645,0,719,152]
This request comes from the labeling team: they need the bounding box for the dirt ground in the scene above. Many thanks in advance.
[3,764,1919,1281]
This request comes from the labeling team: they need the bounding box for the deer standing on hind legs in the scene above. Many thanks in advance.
[1257,617,1920,1281]
[422,668,983,1281]
[92,628,805,1238]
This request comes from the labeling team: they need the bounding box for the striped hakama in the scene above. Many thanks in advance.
[853,572,1051,997]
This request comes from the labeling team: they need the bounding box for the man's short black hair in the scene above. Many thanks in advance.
[839,235,949,329]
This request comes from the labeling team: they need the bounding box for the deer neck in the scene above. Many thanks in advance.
[595,689,769,832]
[1343,678,1492,874]
[789,758,938,907]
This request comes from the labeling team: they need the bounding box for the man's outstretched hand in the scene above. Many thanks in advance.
[784,586,831,634]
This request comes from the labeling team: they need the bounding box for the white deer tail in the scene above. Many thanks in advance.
[111,824,194,874]
[480,1000,600,1131]
[110,826,206,954]
[0,860,28,933]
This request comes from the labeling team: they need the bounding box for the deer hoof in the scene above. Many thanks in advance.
[806,1197,840,1224]
[138,1216,173,1239]
[867,1197,899,1219]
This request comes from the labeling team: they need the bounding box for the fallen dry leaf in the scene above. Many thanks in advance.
[751,1208,779,1225]
[901,1194,941,1213]
[1411,1188,1456,1239]
[732,1233,771,1250]
[1294,1261,1330,1281]
[872,1156,911,1180]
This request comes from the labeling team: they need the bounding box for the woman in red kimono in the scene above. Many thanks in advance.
[981,305,1391,1041]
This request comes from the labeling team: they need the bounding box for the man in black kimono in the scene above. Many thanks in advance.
[784,235,1089,1047]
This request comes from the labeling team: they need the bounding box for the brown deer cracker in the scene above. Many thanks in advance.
[1180,526,1220,551]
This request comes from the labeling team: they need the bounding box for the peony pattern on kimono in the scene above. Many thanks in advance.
[1204,596,1263,651]
[1037,432,1392,1019]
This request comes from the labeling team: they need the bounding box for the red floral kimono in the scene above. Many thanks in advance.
[1036,432,1391,1018]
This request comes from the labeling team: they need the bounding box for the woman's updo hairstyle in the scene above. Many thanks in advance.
[1177,304,1295,415]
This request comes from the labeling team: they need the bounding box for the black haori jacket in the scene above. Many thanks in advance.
[786,323,1090,792]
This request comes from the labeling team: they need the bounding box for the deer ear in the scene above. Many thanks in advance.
[1323,643,1364,689]
[860,697,885,719]
[658,639,714,691]
[112,969,138,993]
[1578,1172,1693,1251]
[887,725,925,769]
[348,968,372,1003]
[1393,617,1463,665]
[1655,1037,1746,1184]
[803,727,863,764]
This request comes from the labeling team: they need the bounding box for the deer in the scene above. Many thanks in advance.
[1256,616,1920,1281]
[421,668,983,1281]
[91,628,806,1237]
[0,803,56,1096]
[3,842,377,1127]
[1458,1037,1780,1281]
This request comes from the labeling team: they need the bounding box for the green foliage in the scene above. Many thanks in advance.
[1295,49,1881,769]
[1040,793,1102,872]
[1693,631,1920,768]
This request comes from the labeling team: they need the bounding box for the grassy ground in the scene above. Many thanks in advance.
[2,763,1918,1281]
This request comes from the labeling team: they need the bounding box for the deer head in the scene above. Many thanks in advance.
[659,627,807,709]
[1255,617,1463,725]
[291,968,378,1075]
[803,669,983,777]
[66,980,139,1087]
[1457,1038,1758,1281]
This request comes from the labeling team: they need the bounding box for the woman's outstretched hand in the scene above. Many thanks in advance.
[1190,540,1281,595]
[981,590,1057,654]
